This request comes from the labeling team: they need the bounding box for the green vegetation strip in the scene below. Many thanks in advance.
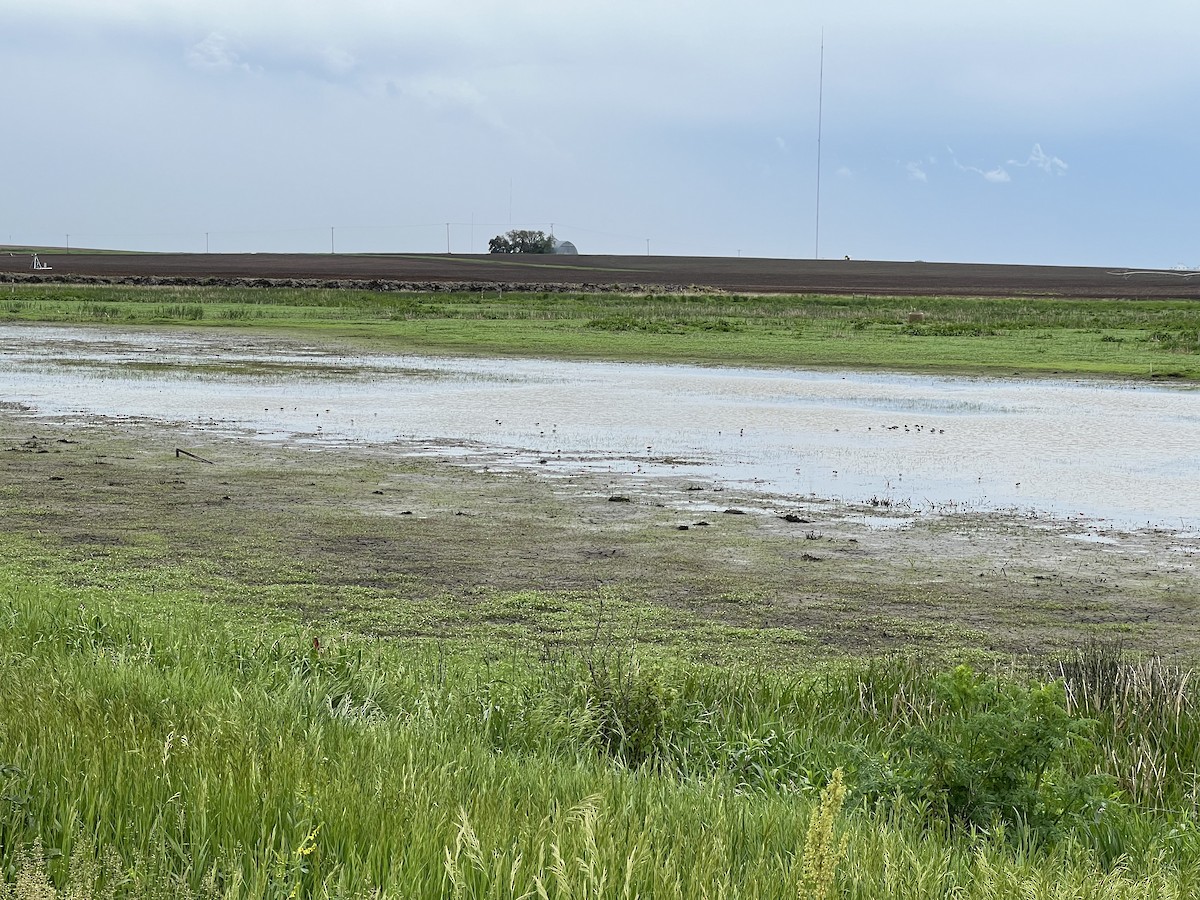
[0,562,1198,897]
[2,283,1198,378]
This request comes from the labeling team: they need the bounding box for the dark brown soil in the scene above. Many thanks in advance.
[4,251,1200,299]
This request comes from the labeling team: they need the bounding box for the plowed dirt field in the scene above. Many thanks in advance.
[4,251,1200,298]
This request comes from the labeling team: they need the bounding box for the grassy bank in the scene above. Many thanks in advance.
[3,284,1199,896]
[2,283,1198,378]
[1,426,1197,897]
[0,568,1198,898]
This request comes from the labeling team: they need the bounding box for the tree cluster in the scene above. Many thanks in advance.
[488,229,554,254]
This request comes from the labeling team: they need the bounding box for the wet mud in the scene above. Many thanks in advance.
[2,408,1197,663]
[3,325,1197,663]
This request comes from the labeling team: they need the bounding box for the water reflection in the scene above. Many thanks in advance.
[1,324,1197,528]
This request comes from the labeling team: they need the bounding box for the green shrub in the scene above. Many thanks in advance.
[901,323,1001,337]
[1146,330,1199,353]
[585,316,685,334]
[848,666,1115,838]
[571,652,687,768]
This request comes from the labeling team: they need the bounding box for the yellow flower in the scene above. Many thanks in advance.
[297,825,321,858]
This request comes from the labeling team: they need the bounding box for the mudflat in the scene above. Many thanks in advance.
[3,403,1196,666]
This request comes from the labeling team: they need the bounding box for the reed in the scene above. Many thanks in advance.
[1055,641,1199,811]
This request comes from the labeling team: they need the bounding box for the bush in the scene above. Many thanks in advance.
[848,666,1116,838]
[572,651,687,768]
[1146,329,1200,353]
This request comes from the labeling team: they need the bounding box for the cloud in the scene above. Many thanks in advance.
[9,1,824,131]
[317,46,356,77]
[389,74,486,111]
[186,32,251,72]
[1008,143,1068,175]
[186,30,361,86]
[11,0,1200,137]
[946,144,1065,184]
[381,73,513,133]
[949,148,1012,183]
[3,0,1184,266]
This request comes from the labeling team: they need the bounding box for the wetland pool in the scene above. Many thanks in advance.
[1,324,1198,530]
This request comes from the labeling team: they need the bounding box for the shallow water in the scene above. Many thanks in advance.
[2,324,1198,529]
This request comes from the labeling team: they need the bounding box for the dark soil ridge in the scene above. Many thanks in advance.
[4,251,1200,298]
[0,272,685,294]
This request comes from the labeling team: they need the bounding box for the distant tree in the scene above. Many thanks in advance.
[488,229,555,254]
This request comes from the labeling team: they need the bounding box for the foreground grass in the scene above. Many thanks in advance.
[2,283,1198,377]
[1,566,1198,898]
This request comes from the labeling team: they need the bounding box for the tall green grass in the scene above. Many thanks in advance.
[1055,643,1199,811]
[1,572,1198,897]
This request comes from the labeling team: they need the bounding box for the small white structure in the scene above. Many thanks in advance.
[551,238,578,255]
[31,254,52,271]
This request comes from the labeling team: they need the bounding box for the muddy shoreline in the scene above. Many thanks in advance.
[3,404,1197,664]
[5,322,1197,529]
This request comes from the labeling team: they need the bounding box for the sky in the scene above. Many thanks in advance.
[3,1,1199,267]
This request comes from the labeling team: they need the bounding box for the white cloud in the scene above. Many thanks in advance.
[186,32,250,72]
[13,1,1200,139]
[318,47,356,78]
[185,32,359,85]
[381,73,514,133]
[389,75,485,111]
[1008,143,1068,175]
[949,148,1011,184]
[906,161,928,182]
[946,143,1065,184]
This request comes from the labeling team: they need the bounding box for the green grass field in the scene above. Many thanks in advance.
[1,563,1198,899]
[2,283,1198,378]
[1,284,1198,896]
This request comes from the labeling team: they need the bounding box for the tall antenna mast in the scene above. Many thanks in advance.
[814,29,824,260]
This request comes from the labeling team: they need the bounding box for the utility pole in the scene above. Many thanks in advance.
[814,29,824,260]
[446,223,451,254]
[331,227,335,254]
[646,238,650,256]
[206,232,210,254]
